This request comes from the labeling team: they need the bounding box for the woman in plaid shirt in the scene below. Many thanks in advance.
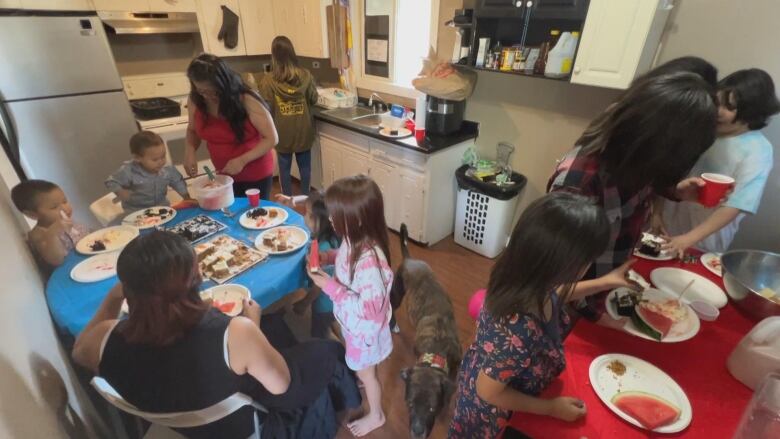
[548,71,719,323]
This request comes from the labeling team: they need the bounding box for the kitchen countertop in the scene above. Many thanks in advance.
[312,106,479,154]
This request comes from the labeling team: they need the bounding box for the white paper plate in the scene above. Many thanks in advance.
[589,353,692,433]
[628,270,651,290]
[700,253,722,277]
[122,206,177,229]
[239,207,288,230]
[633,248,675,261]
[255,226,309,255]
[202,284,250,317]
[605,288,700,343]
[70,252,120,283]
[651,267,728,309]
[76,225,139,255]
[379,127,412,138]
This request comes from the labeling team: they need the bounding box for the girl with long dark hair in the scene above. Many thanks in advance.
[185,54,279,199]
[548,71,718,323]
[450,193,613,438]
[308,175,393,437]
[260,36,319,196]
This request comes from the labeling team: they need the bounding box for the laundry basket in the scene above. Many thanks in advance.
[454,165,526,258]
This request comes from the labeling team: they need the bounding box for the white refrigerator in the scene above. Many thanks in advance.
[0,12,139,227]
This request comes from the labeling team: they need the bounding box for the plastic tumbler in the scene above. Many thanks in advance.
[415,128,426,143]
[698,173,735,207]
[733,372,780,438]
[245,188,260,207]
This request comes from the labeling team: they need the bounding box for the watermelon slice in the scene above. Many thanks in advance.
[632,302,674,340]
[213,300,236,314]
[611,391,681,430]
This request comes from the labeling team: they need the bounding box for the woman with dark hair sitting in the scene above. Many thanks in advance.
[547,71,719,324]
[656,68,780,255]
[185,53,279,200]
[72,231,360,439]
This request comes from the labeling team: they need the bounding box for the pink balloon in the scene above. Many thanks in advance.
[468,289,486,320]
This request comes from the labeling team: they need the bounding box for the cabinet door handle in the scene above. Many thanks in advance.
[573,67,581,74]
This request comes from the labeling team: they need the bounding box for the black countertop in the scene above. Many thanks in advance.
[312,106,479,154]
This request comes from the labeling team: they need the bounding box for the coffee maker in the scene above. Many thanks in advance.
[426,96,466,135]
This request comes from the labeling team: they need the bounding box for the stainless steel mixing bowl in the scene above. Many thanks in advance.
[721,250,780,321]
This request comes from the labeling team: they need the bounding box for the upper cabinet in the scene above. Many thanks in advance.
[272,0,329,58]
[239,0,275,56]
[197,0,247,57]
[532,0,589,20]
[571,0,673,89]
[475,0,524,18]
[11,0,93,9]
[94,0,195,11]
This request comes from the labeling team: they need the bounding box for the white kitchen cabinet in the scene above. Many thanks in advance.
[149,0,197,12]
[369,157,398,230]
[93,0,141,10]
[398,170,426,242]
[20,0,93,9]
[317,122,472,245]
[239,0,275,55]
[272,0,329,58]
[197,0,247,57]
[571,0,674,89]
[319,136,342,188]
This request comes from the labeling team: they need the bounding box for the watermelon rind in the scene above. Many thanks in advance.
[611,390,681,430]
[631,307,663,341]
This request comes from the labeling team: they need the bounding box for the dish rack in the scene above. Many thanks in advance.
[317,88,358,109]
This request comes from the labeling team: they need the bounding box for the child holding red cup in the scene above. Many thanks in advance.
[654,69,780,256]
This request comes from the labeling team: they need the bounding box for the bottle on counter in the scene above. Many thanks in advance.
[549,29,561,49]
[533,41,551,75]
[490,41,502,69]
[511,46,524,71]
[524,47,540,74]
[500,47,515,71]
[545,31,574,77]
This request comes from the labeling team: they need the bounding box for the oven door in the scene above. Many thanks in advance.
[150,122,213,175]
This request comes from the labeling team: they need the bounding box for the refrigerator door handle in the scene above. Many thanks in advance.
[0,95,24,179]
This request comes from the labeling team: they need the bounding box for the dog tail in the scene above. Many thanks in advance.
[400,223,410,260]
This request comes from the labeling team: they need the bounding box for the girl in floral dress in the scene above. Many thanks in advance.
[450,192,624,439]
[308,175,393,437]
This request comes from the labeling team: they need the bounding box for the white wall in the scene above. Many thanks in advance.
[656,0,780,252]
[0,150,103,438]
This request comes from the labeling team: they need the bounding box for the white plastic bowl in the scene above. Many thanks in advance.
[690,300,720,322]
[192,175,234,210]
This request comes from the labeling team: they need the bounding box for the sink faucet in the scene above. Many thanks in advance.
[367,93,387,113]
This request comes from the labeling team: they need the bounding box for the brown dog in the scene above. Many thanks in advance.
[391,224,461,439]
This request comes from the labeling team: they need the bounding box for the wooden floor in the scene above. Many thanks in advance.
[274,180,496,439]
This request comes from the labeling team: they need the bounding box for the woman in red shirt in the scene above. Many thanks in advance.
[184,54,279,199]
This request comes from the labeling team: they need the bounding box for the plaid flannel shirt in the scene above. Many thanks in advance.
[547,146,653,319]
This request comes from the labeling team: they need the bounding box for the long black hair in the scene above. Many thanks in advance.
[187,53,268,144]
[306,190,339,248]
[485,192,610,320]
[117,231,208,346]
[718,68,780,130]
[579,71,717,194]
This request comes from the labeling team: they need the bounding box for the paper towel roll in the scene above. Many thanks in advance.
[415,95,427,129]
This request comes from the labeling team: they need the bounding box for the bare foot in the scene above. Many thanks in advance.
[348,412,385,437]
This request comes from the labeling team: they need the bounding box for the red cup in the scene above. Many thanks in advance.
[245,188,260,207]
[698,173,735,207]
[414,128,426,143]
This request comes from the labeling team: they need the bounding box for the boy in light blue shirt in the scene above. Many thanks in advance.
[655,69,780,254]
[105,131,190,213]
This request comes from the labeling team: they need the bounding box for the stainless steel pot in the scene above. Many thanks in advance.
[721,250,780,321]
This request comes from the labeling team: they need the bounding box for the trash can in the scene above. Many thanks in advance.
[454,165,526,258]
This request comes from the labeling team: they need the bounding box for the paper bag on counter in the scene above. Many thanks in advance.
[412,48,477,101]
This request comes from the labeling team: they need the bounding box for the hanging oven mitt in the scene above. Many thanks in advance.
[218,5,239,49]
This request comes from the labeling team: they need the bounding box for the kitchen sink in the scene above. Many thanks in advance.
[321,105,383,129]
[322,105,375,120]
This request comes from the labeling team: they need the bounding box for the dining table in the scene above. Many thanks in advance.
[46,198,309,338]
[508,249,756,439]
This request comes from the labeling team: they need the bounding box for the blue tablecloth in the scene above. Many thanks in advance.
[46,199,309,337]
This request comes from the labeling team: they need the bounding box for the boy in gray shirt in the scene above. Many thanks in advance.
[106,131,190,213]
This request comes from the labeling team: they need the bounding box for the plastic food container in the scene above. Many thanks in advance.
[690,300,719,321]
[192,175,234,210]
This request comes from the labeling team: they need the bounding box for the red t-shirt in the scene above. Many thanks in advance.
[194,107,274,182]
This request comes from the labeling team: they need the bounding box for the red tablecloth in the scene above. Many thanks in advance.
[508,252,756,438]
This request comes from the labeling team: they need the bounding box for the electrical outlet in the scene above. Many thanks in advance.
[312,61,321,69]
[263,63,271,73]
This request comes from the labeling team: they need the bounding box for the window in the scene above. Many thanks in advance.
[354,0,438,98]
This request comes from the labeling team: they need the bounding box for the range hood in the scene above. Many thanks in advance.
[98,11,199,35]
